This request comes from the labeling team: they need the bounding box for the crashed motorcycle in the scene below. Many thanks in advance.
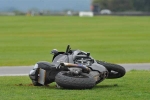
[29,45,126,89]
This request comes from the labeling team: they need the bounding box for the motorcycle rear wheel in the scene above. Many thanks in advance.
[55,71,96,89]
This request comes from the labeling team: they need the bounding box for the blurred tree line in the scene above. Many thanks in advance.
[93,0,150,12]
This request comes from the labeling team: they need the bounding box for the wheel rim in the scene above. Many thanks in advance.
[62,71,89,78]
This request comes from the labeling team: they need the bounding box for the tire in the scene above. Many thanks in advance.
[55,71,96,89]
[96,60,126,79]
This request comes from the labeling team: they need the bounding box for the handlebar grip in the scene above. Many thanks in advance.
[66,45,70,53]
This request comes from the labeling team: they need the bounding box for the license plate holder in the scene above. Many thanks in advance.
[38,68,46,85]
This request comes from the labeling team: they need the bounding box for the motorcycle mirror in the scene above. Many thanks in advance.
[51,49,58,55]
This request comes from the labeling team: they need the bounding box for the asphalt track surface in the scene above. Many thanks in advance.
[0,63,150,76]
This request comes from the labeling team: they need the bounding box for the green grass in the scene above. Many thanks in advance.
[0,70,150,100]
[0,16,150,66]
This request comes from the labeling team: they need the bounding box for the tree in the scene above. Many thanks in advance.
[92,0,150,12]
[132,0,150,11]
[112,0,133,11]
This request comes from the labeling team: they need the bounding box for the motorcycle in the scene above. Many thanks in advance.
[29,45,126,89]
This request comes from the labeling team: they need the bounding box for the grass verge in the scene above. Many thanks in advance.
[0,16,150,65]
[0,70,150,100]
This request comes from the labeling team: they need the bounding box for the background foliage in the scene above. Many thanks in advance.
[93,0,150,12]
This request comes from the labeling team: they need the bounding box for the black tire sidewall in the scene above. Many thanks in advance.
[55,71,96,89]
[97,61,126,79]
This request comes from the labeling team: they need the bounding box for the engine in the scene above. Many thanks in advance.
[74,52,94,66]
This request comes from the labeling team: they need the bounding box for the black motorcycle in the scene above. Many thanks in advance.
[29,45,126,89]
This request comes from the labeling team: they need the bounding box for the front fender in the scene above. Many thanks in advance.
[89,63,108,84]
[89,63,108,73]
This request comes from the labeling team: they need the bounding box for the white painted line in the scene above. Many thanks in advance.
[0,74,28,76]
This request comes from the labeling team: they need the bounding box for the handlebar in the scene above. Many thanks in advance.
[66,45,70,53]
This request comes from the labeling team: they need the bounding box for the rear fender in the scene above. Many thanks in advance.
[29,61,59,85]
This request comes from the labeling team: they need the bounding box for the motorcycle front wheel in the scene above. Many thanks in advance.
[96,60,126,79]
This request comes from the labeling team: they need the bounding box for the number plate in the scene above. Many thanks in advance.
[38,68,46,85]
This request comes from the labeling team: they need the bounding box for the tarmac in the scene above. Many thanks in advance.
[0,63,150,76]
